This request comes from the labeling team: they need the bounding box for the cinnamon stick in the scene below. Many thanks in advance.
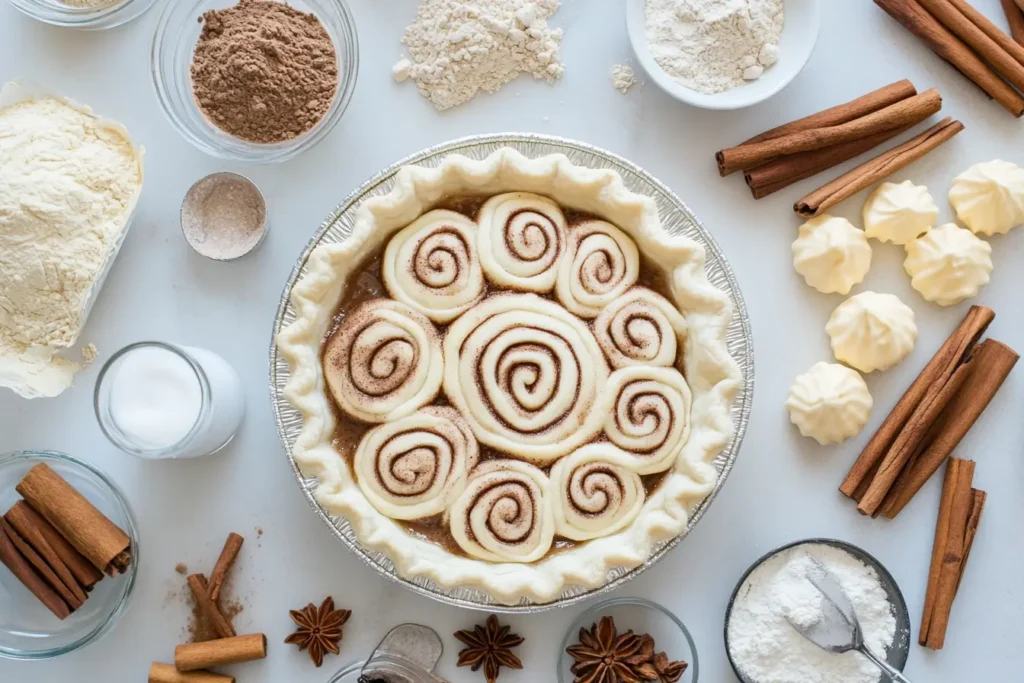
[5,502,88,604]
[956,488,986,593]
[16,463,131,576]
[740,80,918,145]
[875,0,1024,117]
[840,305,994,499]
[187,574,235,639]
[917,0,1024,91]
[881,339,1018,518]
[1004,0,1024,46]
[717,89,941,176]
[0,515,70,619]
[5,500,102,590]
[920,458,977,649]
[175,633,268,672]
[745,122,916,198]
[858,356,971,517]
[795,117,963,218]
[946,0,1024,66]
[149,663,234,683]
[0,518,83,610]
[207,533,243,603]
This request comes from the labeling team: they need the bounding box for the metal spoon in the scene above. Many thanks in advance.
[784,558,913,683]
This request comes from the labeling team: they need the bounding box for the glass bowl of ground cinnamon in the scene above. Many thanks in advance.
[152,0,359,163]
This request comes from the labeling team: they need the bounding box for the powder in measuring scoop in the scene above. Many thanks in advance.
[181,173,266,261]
[191,0,338,143]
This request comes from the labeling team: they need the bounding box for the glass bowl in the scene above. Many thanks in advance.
[559,597,698,683]
[724,538,911,683]
[6,0,158,29]
[326,660,365,682]
[151,0,359,164]
[0,451,139,659]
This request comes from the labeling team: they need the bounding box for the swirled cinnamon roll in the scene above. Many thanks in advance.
[548,444,645,541]
[324,299,444,423]
[449,460,554,563]
[555,220,640,318]
[477,192,567,293]
[598,366,693,475]
[382,210,485,323]
[593,287,687,369]
[354,407,479,520]
[443,293,610,463]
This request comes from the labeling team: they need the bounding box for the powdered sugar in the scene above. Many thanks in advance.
[394,0,565,111]
[727,543,898,683]
[645,0,784,94]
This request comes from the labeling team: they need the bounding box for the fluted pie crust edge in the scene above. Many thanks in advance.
[276,149,742,604]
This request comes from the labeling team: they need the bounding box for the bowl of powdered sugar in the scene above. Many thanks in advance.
[626,0,820,109]
[724,539,911,683]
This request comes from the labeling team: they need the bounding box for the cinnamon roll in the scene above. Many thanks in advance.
[598,366,693,475]
[443,293,610,463]
[593,287,687,369]
[354,407,479,520]
[555,220,640,318]
[548,444,645,541]
[477,192,567,293]
[324,299,444,423]
[382,210,485,323]
[449,460,554,563]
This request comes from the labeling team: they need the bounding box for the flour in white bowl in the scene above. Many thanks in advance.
[727,543,898,683]
[645,0,784,94]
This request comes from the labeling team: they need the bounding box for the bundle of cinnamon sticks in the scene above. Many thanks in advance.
[149,532,266,683]
[877,0,1024,117]
[840,306,1018,518]
[714,80,963,217]
[919,458,985,649]
[0,463,132,620]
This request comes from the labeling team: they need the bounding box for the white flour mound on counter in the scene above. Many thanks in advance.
[728,544,898,683]
[393,0,564,111]
[0,95,142,398]
[646,0,784,94]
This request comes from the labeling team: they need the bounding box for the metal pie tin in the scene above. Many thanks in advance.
[270,134,755,613]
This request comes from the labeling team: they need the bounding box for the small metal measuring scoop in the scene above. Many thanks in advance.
[358,624,448,683]
[785,559,912,683]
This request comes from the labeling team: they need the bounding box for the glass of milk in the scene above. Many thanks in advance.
[94,342,246,459]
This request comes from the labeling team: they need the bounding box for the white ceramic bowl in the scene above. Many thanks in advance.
[626,0,821,110]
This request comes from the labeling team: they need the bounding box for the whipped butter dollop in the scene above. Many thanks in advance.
[0,87,142,398]
[862,180,938,245]
[949,160,1024,236]
[792,215,872,295]
[787,362,873,445]
[826,292,917,373]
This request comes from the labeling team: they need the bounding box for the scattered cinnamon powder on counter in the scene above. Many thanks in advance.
[190,0,339,143]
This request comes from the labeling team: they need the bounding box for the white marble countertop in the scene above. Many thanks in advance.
[1,0,1022,680]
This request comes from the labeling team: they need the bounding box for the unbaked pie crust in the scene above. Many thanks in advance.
[277,148,741,604]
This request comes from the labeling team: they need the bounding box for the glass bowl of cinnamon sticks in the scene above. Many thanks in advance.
[0,450,139,659]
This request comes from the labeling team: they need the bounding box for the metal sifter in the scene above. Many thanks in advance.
[358,624,448,683]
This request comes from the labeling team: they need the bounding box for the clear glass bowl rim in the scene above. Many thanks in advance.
[6,0,159,29]
[149,0,360,163]
[0,450,139,660]
[558,596,700,683]
[722,537,911,683]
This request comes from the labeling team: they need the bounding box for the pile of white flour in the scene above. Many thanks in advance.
[727,544,898,683]
[0,95,141,398]
[393,0,564,111]
[645,0,784,94]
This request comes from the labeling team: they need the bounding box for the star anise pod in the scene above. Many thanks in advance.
[454,615,524,683]
[566,616,656,683]
[653,651,688,683]
[284,596,351,668]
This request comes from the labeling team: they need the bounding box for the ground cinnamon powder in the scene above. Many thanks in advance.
[191,0,338,143]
